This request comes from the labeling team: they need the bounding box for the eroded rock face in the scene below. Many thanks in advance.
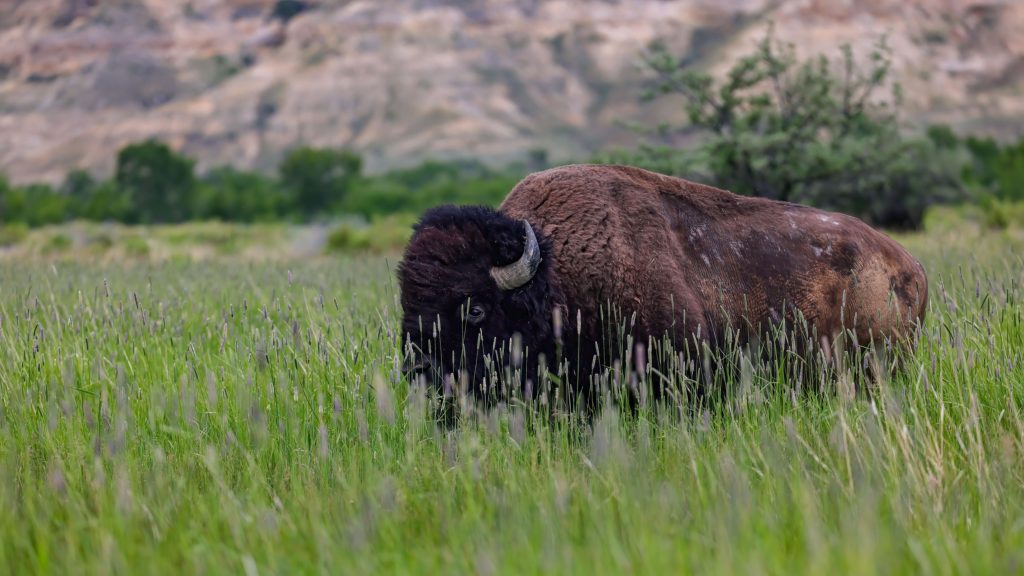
[0,0,1021,184]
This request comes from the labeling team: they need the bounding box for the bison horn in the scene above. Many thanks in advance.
[490,220,541,290]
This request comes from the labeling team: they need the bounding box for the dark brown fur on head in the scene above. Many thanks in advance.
[397,205,562,398]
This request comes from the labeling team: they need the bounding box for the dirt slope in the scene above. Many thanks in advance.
[0,0,1021,183]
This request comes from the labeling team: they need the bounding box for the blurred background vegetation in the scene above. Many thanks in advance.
[2,33,1023,252]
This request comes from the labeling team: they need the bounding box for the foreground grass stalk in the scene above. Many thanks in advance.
[0,227,1022,574]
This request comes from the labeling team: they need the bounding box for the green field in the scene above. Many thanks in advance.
[1,216,1023,574]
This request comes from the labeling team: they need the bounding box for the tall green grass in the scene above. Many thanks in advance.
[0,225,1022,574]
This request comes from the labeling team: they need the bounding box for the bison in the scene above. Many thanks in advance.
[397,164,927,407]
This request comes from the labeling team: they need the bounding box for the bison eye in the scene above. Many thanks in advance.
[466,304,486,325]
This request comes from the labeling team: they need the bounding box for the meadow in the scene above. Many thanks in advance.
[1,210,1023,575]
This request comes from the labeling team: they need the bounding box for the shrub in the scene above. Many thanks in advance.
[43,233,72,254]
[88,233,114,253]
[417,174,519,209]
[19,184,70,226]
[279,147,362,217]
[344,179,412,218]
[271,0,308,22]
[76,181,134,223]
[61,169,97,202]
[0,183,70,227]
[964,137,1024,202]
[631,31,964,229]
[365,213,417,251]
[197,167,289,222]
[977,195,1024,230]
[0,223,29,247]
[325,214,417,253]
[122,236,150,258]
[8,147,531,228]
[326,224,371,252]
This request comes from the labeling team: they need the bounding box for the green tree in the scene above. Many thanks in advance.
[344,178,412,218]
[197,167,289,222]
[61,169,97,219]
[1,186,27,224]
[19,184,69,226]
[961,136,1024,202]
[0,180,69,226]
[77,181,135,223]
[992,141,1024,202]
[388,160,462,189]
[630,31,963,229]
[279,147,362,217]
[926,124,961,151]
[61,169,97,200]
[271,0,308,22]
[115,140,197,223]
[963,137,1001,189]
[0,175,9,219]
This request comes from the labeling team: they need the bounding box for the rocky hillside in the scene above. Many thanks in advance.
[0,0,1022,184]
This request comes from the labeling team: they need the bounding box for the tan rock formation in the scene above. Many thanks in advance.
[0,0,1020,184]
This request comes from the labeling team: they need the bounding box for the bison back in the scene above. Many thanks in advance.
[501,164,927,352]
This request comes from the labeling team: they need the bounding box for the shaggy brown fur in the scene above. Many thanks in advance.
[501,164,928,352]
[398,164,928,401]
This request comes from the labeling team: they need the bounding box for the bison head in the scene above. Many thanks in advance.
[397,205,558,399]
